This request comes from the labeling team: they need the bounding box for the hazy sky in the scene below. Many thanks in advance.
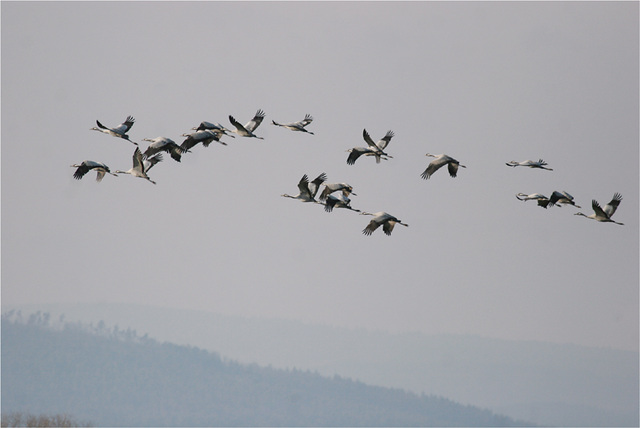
[2,1,638,352]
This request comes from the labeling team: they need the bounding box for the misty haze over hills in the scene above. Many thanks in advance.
[4,303,638,427]
[2,313,530,427]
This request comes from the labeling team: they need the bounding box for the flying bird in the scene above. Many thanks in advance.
[346,129,395,165]
[229,109,266,139]
[91,115,138,145]
[505,159,553,170]
[271,114,315,134]
[515,193,552,208]
[547,190,581,208]
[346,147,391,165]
[420,153,466,180]
[142,137,186,162]
[575,193,623,225]
[319,182,356,201]
[71,160,118,182]
[281,173,327,203]
[362,129,394,159]
[180,129,227,152]
[114,147,161,185]
[360,211,408,236]
[323,194,360,213]
[191,121,235,137]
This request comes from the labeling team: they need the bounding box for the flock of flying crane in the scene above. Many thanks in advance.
[72,110,625,235]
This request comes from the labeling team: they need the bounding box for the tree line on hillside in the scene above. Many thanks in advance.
[1,312,532,427]
[1,412,92,428]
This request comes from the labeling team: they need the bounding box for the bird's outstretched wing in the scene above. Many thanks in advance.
[548,191,564,207]
[113,116,135,134]
[132,147,144,171]
[591,199,608,219]
[604,193,622,218]
[73,162,91,180]
[299,114,313,127]
[308,173,327,198]
[324,195,339,212]
[245,109,265,132]
[229,115,249,133]
[362,219,381,236]
[144,153,163,172]
[421,158,446,179]
[382,220,396,236]
[362,129,377,149]
[447,161,460,178]
[296,174,312,198]
[376,130,394,151]
[95,169,107,182]
[347,148,366,165]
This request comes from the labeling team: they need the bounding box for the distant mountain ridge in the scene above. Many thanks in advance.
[4,302,638,426]
[1,314,529,427]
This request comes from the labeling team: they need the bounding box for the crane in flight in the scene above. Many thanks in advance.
[91,115,138,145]
[360,211,408,236]
[180,129,228,152]
[548,190,581,208]
[191,121,235,138]
[420,153,466,180]
[515,193,552,208]
[346,147,391,165]
[323,194,360,213]
[114,148,162,185]
[575,193,623,225]
[229,109,266,139]
[346,129,395,165]
[363,129,394,159]
[319,182,356,201]
[271,114,315,134]
[506,159,553,170]
[71,160,118,182]
[281,173,327,203]
[142,137,186,162]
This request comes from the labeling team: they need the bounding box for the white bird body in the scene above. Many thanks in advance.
[548,190,581,208]
[91,116,138,145]
[271,114,314,134]
[114,147,161,185]
[421,153,466,179]
[180,129,227,151]
[515,193,552,208]
[142,137,186,162]
[324,194,360,213]
[506,159,553,170]
[360,211,408,236]
[575,193,623,225]
[319,182,356,201]
[229,109,265,139]
[282,173,327,203]
[71,160,117,182]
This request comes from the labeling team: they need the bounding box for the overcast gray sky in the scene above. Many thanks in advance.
[2,1,638,352]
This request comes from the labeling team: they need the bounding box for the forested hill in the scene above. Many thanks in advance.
[1,314,531,427]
